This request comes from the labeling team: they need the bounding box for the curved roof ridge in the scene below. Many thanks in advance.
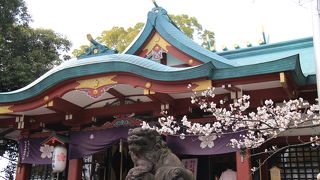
[0,54,214,102]
[124,6,236,68]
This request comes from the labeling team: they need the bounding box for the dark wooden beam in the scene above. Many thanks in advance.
[147,93,175,104]
[108,88,125,100]
[45,97,82,114]
[32,113,65,123]
[0,128,15,136]
[0,118,16,128]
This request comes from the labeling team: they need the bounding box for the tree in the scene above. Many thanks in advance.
[168,14,203,39]
[0,139,18,180]
[72,15,214,56]
[0,0,71,178]
[168,14,215,48]
[0,0,72,92]
[141,87,320,172]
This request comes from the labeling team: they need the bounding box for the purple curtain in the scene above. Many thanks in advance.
[166,133,240,155]
[19,137,52,164]
[18,127,241,164]
[68,127,130,159]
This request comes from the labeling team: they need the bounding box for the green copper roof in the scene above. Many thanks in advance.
[123,6,235,68]
[211,55,309,86]
[218,37,315,76]
[0,54,214,103]
[0,53,313,103]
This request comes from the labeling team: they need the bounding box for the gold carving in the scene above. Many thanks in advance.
[43,101,53,107]
[76,75,117,89]
[192,80,212,92]
[0,105,13,114]
[279,72,287,88]
[144,89,155,95]
[188,59,194,65]
[143,32,171,54]
[145,82,152,89]
[44,96,49,101]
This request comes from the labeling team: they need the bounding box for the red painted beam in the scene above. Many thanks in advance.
[236,150,252,180]
[8,82,79,113]
[68,159,83,180]
[15,164,31,180]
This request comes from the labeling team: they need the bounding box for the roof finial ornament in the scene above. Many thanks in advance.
[77,34,118,59]
[152,0,159,7]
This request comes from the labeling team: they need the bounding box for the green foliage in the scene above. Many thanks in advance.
[168,14,203,39]
[0,0,71,92]
[201,30,215,48]
[0,139,18,180]
[72,22,144,56]
[73,14,215,57]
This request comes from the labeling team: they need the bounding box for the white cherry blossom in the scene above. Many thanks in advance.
[198,135,217,148]
[40,144,54,159]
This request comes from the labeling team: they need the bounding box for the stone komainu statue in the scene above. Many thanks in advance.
[125,128,194,180]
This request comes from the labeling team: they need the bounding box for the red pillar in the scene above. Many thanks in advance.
[15,164,31,180]
[68,158,83,180]
[236,150,252,180]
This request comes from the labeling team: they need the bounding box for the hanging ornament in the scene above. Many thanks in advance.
[52,145,67,172]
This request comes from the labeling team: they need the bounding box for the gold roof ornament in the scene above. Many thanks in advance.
[152,0,159,7]
[258,39,265,45]
[87,34,93,41]
[221,45,228,51]
[246,42,252,47]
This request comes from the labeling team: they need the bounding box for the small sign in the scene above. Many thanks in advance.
[270,166,281,180]
[182,158,198,179]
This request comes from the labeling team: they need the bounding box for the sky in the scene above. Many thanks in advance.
[24,0,313,54]
[0,0,315,176]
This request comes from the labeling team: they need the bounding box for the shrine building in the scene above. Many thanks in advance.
[0,2,318,180]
